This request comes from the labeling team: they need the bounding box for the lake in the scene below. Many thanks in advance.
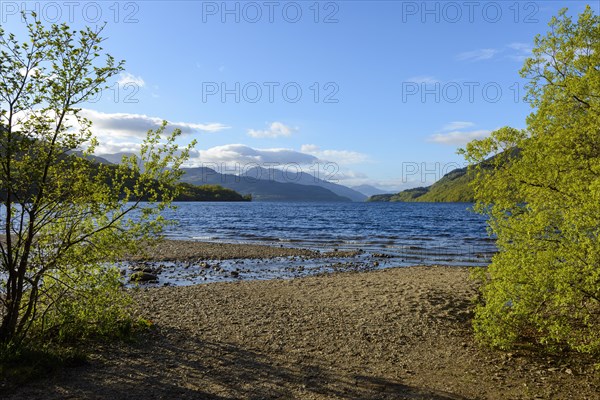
[160,202,495,266]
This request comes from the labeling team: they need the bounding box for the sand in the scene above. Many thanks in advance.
[4,241,599,399]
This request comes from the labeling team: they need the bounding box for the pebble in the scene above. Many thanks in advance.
[129,271,159,283]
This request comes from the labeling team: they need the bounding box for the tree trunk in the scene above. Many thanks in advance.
[0,286,20,343]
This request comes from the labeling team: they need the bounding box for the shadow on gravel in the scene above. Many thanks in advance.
[421,288,475,326]
[4,326,468,400]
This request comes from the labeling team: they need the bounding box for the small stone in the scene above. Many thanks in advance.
[129,272,158,283]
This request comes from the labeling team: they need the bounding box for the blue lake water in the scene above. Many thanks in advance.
[160,202,496,266]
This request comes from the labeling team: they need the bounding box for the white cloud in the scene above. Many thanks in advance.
[80,109,229,139]
[95,141,142,155]
[247,122,297,138]
[405,76,440,84]
[182,143,369,171]
[9,110,229,158]
[188,144,319,167]
[508,42,531,52]
[456,48,499,61]
[301,144,368,165]
[183,144,372,186]
[18,67,42,77]
[117,72,145,87]
[442,121,475,131]
[300,144,319,153]
[428,121,491,146]
[428,129,491,145]
[507,42,533,62]
[73,109,229,155]
[327,169,368,181]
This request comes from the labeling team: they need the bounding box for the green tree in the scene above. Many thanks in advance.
[460,7,600,353]
[0,16,194,345]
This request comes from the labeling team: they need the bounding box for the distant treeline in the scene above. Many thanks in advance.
[175,183,251,202]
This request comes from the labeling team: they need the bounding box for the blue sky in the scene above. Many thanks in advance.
[1,1,597,191]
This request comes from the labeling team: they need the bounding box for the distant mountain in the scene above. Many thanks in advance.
[97,152,138,165]
[94,152,360,202]
[69,151,114,165]
[241,167,367,202]
[368,166,473,202]
[350,184,388,197]
[368,149,519,203]
[180,167,352,202]
[77,153,249,202]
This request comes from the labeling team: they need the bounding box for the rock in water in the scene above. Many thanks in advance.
[130,272,159,283]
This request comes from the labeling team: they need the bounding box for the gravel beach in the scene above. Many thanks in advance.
[130,239,361,261]
[4,241,599,399]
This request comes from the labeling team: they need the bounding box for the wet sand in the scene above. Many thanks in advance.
[130,239,361,261]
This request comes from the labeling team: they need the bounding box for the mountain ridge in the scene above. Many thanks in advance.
[351,184,388,197]
[368,149,519,203]
[180,166,353,202]
[367,165,473,202]
[240,166,366,202]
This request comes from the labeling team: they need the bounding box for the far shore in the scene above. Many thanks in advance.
[5,241,599,399]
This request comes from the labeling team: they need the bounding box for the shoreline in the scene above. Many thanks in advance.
[124,240,420,286]
[5,242,599,399]
[129,239,362,262]
[137,237,495,264]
